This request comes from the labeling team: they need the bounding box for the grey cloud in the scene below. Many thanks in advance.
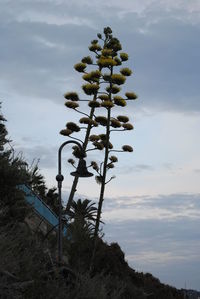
[194,168,200,173]
[103,194,151,211]
[141,193,200,211]
[15,145,58,169]
[1,2,200,114]
[0,2,200,112]
[21,136,36,142]
[163,163,174,170]
[14,141,84,170]
[103,192,200,218]
[104,216,200,290]
[105,218,200,245]
[118,16,200,113]
[0,20,93,101]
[102,191,200,289]
[118,164,154,174]
[135,164,154,172]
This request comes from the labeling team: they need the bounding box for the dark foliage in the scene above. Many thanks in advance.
[0,104,186,298]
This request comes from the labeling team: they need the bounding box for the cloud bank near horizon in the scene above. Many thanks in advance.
[103,192,200,290]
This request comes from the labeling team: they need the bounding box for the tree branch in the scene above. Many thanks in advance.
[110,129,126,132]
[0,270,19,281]
[74,108,90,118]
[85,147,99,152]
[100,162,104,175]
[108,150,124,153]
[105,176,116,185]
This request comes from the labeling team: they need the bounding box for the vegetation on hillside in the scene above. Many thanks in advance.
[0,101,186,298]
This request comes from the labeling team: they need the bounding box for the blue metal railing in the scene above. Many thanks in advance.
[18,184,67,235]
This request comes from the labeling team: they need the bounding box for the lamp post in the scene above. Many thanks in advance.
[56,140,93,264]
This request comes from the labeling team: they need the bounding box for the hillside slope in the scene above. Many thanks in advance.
[0,104,186,299]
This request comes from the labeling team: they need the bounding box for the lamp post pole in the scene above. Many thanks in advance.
[56,140,83,264]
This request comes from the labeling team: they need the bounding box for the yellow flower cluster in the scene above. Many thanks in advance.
[60,129,72,136]
[81,56,93,64]
[106,85,120,94]
[113,96,126,107]
[82,84,100,95]
[88,101,101,108]
[117,115,129,123]
[120,52,129,61]
[101,101,114,108]
[122,145,133,152]
[120,68,132,76]
[97,57,117,68]
[122,123,134,130]
[74,62,87,72]
[65,101,79,109]
[66,122,80,132]
[95,116,108,126]
[111,74,126,85]
[110,118,121,128]
[64,92,79,101]
[125,92,138,100]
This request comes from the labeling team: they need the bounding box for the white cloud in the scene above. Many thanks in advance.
[103,193,200,222]
[104,215,200,290]
[2,0,200,26]
[16,10,94,27]
[126,249,200,265]
[33,35,64,49]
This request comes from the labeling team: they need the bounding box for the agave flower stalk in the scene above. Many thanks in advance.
[60,27,137,247]
[88,28,137,269]
[62,94,99,214]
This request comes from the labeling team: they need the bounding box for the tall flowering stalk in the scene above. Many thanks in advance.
[60,28,138,240]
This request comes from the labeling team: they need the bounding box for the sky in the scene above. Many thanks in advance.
[1,0,200,291]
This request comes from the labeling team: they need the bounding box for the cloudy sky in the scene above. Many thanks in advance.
[1,0,200,291]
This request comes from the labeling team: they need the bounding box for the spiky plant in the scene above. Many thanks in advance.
[60,28,138,262]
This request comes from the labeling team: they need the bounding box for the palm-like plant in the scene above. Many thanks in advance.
[0,102,9,152]
[68,199,97,228]
[66,199,97,271]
